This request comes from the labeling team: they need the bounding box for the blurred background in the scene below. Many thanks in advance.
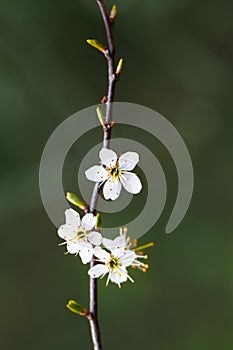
[1,0,233,349]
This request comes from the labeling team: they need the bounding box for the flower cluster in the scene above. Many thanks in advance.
[88,228,149,287]
[57,147,152,287]
[58,208,150,287]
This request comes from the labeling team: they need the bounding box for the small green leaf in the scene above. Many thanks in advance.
[86,39,106,53]
[66,192,87,211]
[109,5,117,23]
[96,213,102,228]
[96,107,105,126]
[116,58,124,76]
[66,300,89,316]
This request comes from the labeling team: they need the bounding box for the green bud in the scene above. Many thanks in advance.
[116,58,124,76]
[66,300,89,316]
[96,107,105,126]
[109,5,117,23]
[96,213,102,228]
[66,192,87,211]
[86,39,106,53]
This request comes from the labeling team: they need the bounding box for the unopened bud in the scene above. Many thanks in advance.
[109,5,117,23]
[66,300,89,316]
[96,213,102,228]
[66,192,87,211]
[116,58,124,76]
[96,107,105,126]
[86,39,106,54]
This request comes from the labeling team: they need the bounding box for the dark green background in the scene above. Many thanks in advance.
[1,0,232,349]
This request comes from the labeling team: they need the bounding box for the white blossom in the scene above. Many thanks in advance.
[88,229,149,287]
[88,247,135,287]
[85,148,142,200]
[57,209,102,264]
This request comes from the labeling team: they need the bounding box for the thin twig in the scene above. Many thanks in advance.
[87,1,119,350]
[88,276,102,350]
[96,0,116,147]
[89,0,118,213]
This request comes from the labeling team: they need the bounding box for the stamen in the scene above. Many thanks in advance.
[106,274,110,286]
[58,242,67,246]
[135,254,148,260]
[134,242,154,252]
[127,274,134,283]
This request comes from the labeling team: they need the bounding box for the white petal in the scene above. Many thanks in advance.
[102,238,114,250]
[99,148,117,168]
[103,179,122,200]
[78,240,93,250]
[112,236,128,250]
[79,248,94,264]
[88,264,109,278]
[67,240,80,254]
[93,247,110,262]
[57,224,75,240]
[120,172,142,194]
[85,165,108,182]
[81,213,96,231]
[65,208,80,229]
[118,250,136,267]
[109,267,128,285]
[87,231,102,246]
[102,236,127,255]
[119,152,139,171]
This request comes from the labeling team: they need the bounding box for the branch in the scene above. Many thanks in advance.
[96,0,115,57]
[89,0,118,213]
[87,1,120,350]
[97,0,116,145]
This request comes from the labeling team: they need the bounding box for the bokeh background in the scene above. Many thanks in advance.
[1,0,233,349]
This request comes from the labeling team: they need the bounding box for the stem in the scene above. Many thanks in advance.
[88,273,102,350]
[96,0,116,148]
[88,1,119,349]
[89,0,117,213]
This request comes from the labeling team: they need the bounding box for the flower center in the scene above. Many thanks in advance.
[108,256,121,270]
[70,229,87,242]
[110,166,121,179]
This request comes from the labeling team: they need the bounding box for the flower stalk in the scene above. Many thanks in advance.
[87,1,120,349]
